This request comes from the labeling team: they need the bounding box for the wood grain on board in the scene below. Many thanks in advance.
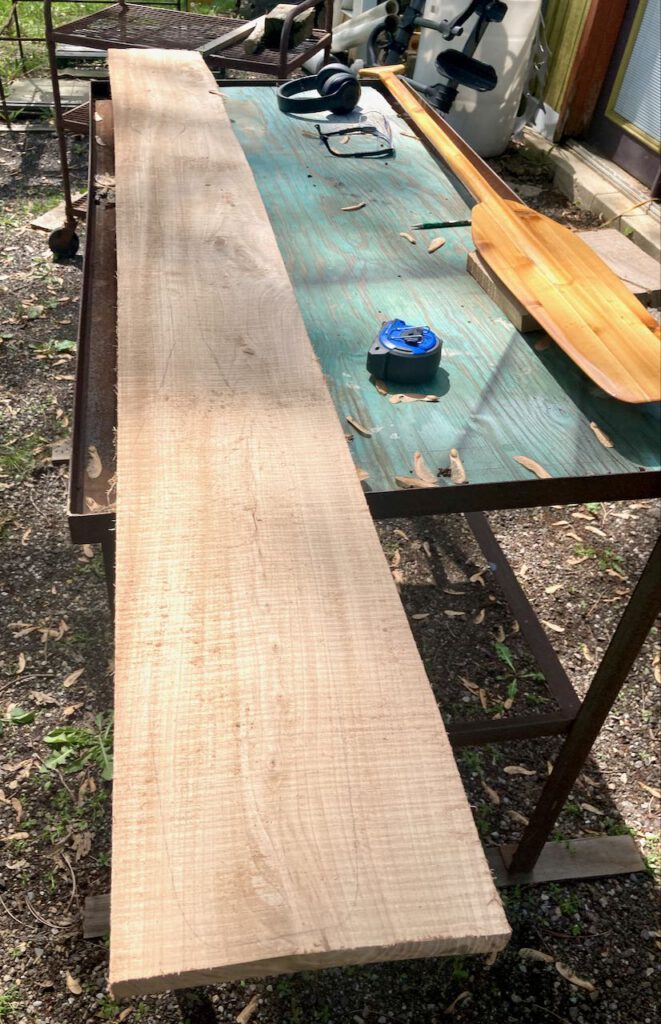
[108,49,509,997]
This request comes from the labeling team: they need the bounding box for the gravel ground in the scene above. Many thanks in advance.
[0,125,659,1024]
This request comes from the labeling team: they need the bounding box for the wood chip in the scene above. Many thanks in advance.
[413,451,437,484]
[428,236,446,253]
[16,653,26,675]
[86,445,103,479]
[373,378,388,395]
[449,448,467,485]
[513,455,551,479]
[519,947,554,963]
[494,625,506,643]
[478,687,488,709]
[544,583,564,594]
[504,765,536,776]
[399,231,416,244]
[389,392,438,403]
[590,421,614,447]
[541,619,565,633]
[555,961,596,993]
[390,549,401,568]
[470,570,486,586]
[395,475,435,489]
[444,610,465,618]
[473,608,485,624]
[341,202,365,211]
[345,415,371,437]
[411,613,430,620]
[236,995,260,1024]
[580,802,603,816]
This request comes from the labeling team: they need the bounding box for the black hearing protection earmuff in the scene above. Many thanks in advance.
[276,64,361,115]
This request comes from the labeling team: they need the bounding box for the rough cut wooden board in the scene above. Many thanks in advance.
[108,48,509,998]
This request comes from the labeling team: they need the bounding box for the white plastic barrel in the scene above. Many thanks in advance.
[414,0,542,156]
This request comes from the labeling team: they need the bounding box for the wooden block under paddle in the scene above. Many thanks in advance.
[467,228,661,333]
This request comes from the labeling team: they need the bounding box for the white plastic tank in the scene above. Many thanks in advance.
[414,0,542,156]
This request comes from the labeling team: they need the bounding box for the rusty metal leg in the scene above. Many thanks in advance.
[508,534,661,874]
[43,0,75,230]
[101,530,116,618]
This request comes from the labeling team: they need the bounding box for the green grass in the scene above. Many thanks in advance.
[0,1,235,84]
[0,985,20,1020]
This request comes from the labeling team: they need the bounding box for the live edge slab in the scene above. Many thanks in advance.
[108,49,509,999]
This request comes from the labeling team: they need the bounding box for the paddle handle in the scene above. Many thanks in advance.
[360,66,497,206]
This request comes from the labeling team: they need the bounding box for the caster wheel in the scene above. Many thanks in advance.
[48,224,80,259]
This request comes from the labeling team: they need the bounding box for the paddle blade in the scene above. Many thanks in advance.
[473,200,661,404]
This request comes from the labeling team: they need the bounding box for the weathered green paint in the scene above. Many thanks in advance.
[226,86,659,494]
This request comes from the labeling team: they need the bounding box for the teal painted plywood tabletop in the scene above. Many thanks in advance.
[225,86,660,505]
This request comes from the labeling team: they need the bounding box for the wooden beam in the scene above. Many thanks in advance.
[108,48,509,999]
[196,16,262,55]
[559,0,629,137]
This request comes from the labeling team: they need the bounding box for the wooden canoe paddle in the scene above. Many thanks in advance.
[361,66,660,404]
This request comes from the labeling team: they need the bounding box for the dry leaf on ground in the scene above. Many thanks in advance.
[62,668,85,689]
[65,971,82,996]
[555,961,596,993]
[519,947,554,963]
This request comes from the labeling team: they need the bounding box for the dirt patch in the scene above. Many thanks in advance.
[0,128,659,1024]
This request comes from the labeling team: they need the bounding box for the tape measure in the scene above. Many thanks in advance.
[367,319,442,384]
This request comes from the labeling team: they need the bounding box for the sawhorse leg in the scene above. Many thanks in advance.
[508,534,661,874]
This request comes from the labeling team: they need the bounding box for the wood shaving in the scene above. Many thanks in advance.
[473,608,485,625]
[541,619,565,633]
[427,236,446,253]
[449,447,467,484]
[86,445,103,479]
[590,421,614,447]
[413,451,437,484]
[514,455,551,479]
[341,202,366,211]
[345,415,371,437]
[504,765,536,776]
[399,231,416,244]
[389,392,438,403]
[395,475,435,489]
[444,610,465,618]
[373,378,388,395]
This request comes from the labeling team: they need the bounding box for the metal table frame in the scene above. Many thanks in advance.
[72,81,660,889]
[40,0,332,255]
